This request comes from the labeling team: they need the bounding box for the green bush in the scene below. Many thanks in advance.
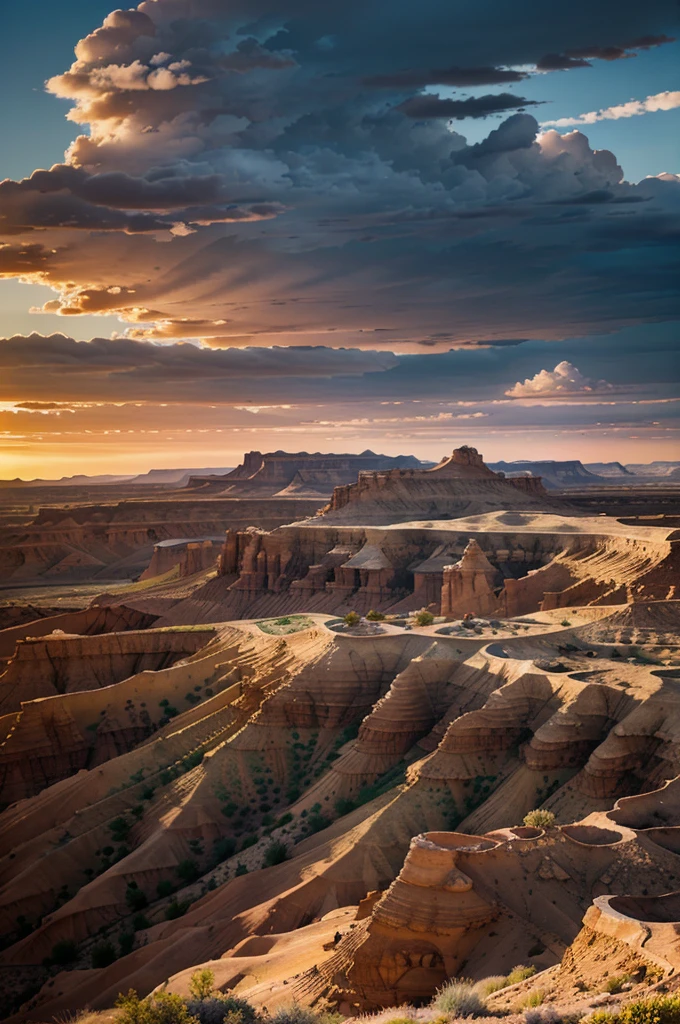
[116,989,198,1024]
[506,964,537,986]
[263,840,289,867]
[176,858,200,883]
[343,611,361,626]
[186,994,259,1024]
[433,980,486,1017]
[474,975,509,996]
[519,990,545,1008]
[165,900,190,920]
[414,609,435,626]
[523,810,556,829]
[366,609,385,621]
[189,968,215,1000]
[235,863,248,876]
[50,939,78,965]
[91,940,117,968]
[606,975,631,994]
[119,931,135,957]
[126,882,149,912]
[156,879,175,898]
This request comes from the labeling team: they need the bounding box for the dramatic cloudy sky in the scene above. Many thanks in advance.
[0,0,678,476]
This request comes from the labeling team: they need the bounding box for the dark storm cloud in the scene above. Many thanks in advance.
[363,66,528,88]
[0,334,399,402]
[0,0,677,349]
[397,93,540,119]
[537,32,674,69]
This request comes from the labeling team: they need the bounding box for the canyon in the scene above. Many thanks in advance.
[0,446,678,1023]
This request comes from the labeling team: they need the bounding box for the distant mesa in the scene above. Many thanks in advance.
[184,449,430,497]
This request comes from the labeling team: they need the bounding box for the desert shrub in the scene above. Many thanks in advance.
[176,858,200,883]
[235,863,248,876]
[618,996,680,1024]
[268,1006,318,1024]
[343,611,361,626]
[523,810,556,829]
[433,980,487,1017]
[506,965,537,985]
[606,976,631,995]
[519,990,545,1009]
[126,882,149,912]
[189,968,215,1000]
[116,989,198,1024]
[109,816,131,842]
[213,837,236,863]
[263,840,289,867]
[91,941,117,968]
[474,975,509,996]
[157,879,175,898]
[186,995,259,1024]
[119,932,135,957]
[165,900,190,920]
[414,609,435,626]
[50,939,78,965]
[560,620,572,627]
[133,913,150,931]
[525,1010,561,1024]
[366,609,385,621]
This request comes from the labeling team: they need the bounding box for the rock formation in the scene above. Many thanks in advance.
[185,450,427,497]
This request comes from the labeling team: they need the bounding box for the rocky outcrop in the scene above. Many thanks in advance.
[174,512,676,624]
[325,447,553,522]
[140,538,221,580]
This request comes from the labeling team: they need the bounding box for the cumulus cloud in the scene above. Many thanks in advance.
[542,90,680,127]
[505,361,615,399]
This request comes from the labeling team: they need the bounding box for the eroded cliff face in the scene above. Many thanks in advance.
[162,512,676,624]
[1,598,679,1021]
[0,498,320,584]
[324,446,551,522]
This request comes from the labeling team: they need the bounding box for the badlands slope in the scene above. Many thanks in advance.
[0,447,679,1022]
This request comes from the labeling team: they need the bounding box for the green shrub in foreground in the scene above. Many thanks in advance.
[116,989,198,1024]
[523,810,556,829]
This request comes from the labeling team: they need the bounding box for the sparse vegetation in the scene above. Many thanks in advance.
[414,608,435,626]
[588,996,680,1024]
[263,840,289,867]
[49,939,78,965]
[433,980,487,1017]
[605,975,631,994]
[366,609,385,621]
[343,611,361,626]
[523,810,556,829]
[92,940,117,968]
[506,965,538,985]
[116,989,198,1024]
[474,976,510,996]
[189,968,215,1000]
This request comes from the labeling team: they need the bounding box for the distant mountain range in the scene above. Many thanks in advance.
[489,459,680,489]
[2,457,679,490]
[0,467,233,488]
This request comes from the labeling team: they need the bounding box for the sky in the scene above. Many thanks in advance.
[0,0,678,478]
